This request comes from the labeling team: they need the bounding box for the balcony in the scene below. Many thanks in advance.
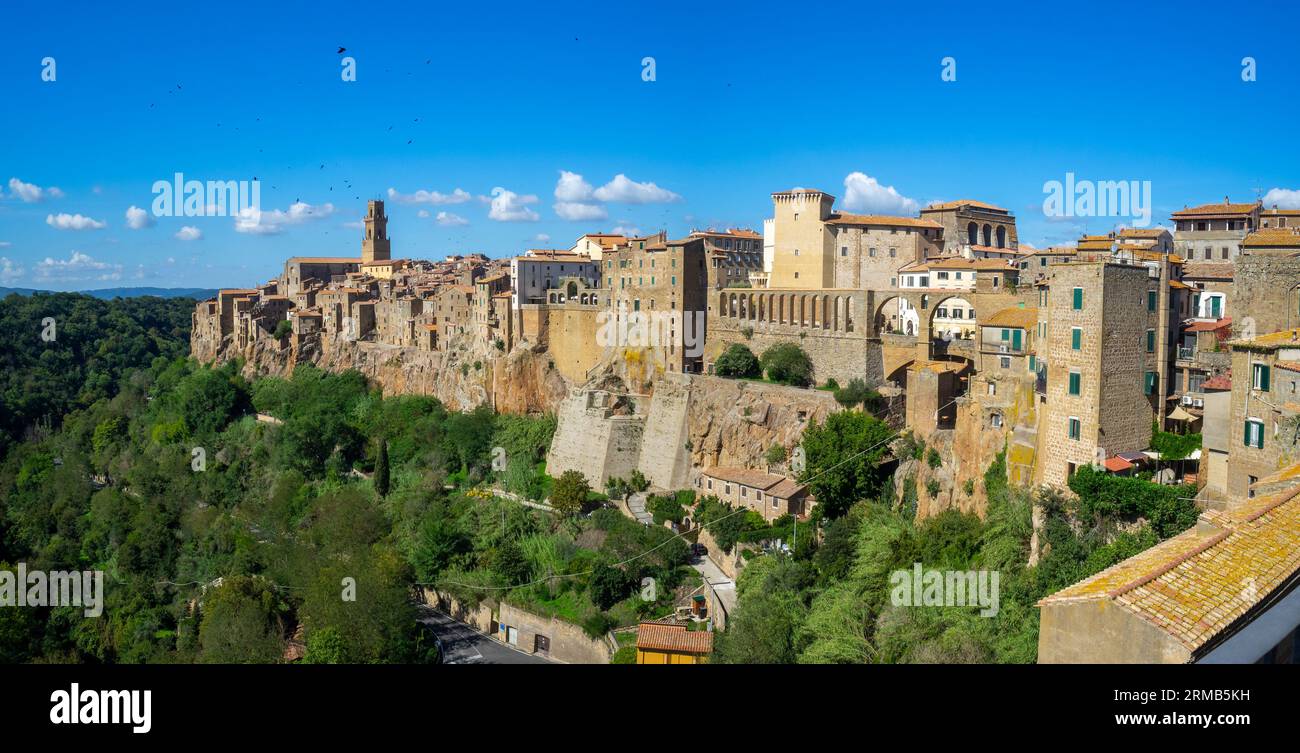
[1178,346,1194,360]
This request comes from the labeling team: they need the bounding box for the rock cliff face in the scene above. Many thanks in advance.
[547,373,843,491]
[197,327,568,413]
[682,376,841,471]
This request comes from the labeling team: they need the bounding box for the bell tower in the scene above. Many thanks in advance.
[362,199,391,262]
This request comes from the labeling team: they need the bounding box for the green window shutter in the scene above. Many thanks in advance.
[1146,330,1155,353]
[1262,365,1271,392]
[1029,355,1036,372]
[1012,330,1022,350]
[1072,287,1083,309]
[1071,328,1081,350]
[1147,290,1156,311]
[1244,421,1251,446]
[1069,372,1080,395]
[1001,328,1009,341]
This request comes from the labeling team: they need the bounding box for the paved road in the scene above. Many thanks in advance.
[691,554,737,615]
[417,606,553,665]
[626,492,653,525]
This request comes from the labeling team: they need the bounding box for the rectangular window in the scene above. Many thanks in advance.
[1068,417,1081,440]
[1072,287,1083,310]
[1000,356,1011,369]
[1028,355,1036,372]
[1253,363,1271,391]
[1068,371,1081,395]
[1144,371,1156,395]
[1146,329,1155,353]
[1147,290,1157,311]
[1071,327,1082,350]
[1244,419,1265,449]
[841,246,848,256]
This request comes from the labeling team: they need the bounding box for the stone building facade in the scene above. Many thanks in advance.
[1036,262,1153,487]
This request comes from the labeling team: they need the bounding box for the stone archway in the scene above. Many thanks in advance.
[928,295,976,341]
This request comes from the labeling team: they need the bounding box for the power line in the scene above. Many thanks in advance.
[437,394,963,592]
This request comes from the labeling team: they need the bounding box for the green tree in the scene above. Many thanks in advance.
[799,411,894,518]
[833,378,880,411]
[550,470,591,516]
[589,562,633,610]
[760,343,814,387]
[374,437,390,497]
[714,556,811,663]
[197,576,286,663]
[714,344,761,379]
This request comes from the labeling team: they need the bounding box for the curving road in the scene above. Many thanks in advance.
[417,605,553,665]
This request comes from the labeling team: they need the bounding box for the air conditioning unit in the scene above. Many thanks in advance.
[1193,398,1204,408]
[1181,395,1193,406]
[999,345,1010,353]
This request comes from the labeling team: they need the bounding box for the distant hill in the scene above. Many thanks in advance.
[0,286,218,300]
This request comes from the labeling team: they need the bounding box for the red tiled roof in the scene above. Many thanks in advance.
[635,621,713,654]
[1202,374,1232,391]
[1184,317,1232,333]
[1171,201,1260,217]
[1103,456,1134,473]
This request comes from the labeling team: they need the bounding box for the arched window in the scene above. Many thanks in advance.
[996,226,1006,248]
[982,224,992,246]
[967,222,978,245]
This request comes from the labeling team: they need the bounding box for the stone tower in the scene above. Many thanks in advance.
[362,199,391,263]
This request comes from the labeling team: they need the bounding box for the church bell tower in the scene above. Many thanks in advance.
[362,200,392,262]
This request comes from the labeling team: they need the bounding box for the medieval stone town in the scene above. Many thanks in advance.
[192,190,1300,664]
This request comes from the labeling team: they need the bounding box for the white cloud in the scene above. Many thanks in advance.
[611,223,642,236]
[555,170,595,202]
[1262,188,1300,209]
[234,201,335,235]
[7,177,64,203]
[554,201,608,221]
[125,205,155,230]
[592,174,681,204]
[436,211,469,226]
[387,187,472,205]
[841,171,919,215]
[416,209,430,218]
[46,212,107,230]
[487,188,539,222]
[533,233,551,243]
[0,257,22,282]
[0,241,11,247]
[175,226,202,241]
[35,250,122,281]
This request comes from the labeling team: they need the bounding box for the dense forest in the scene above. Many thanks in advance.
[0,292,195,458]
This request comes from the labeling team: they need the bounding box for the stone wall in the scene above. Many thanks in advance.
[548,375,841,494]
[419,588,494,634]
[637,374,694,490]
[1234,255,1300,336]
[546,389,645,488]
[497,602,612,664]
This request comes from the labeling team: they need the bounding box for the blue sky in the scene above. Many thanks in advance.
[2,0,1298,290]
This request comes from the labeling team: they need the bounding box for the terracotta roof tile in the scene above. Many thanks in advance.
[635,622,713,654]
[1038,482,1300,655]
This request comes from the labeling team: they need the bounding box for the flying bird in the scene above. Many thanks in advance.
[337,47,346,54]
